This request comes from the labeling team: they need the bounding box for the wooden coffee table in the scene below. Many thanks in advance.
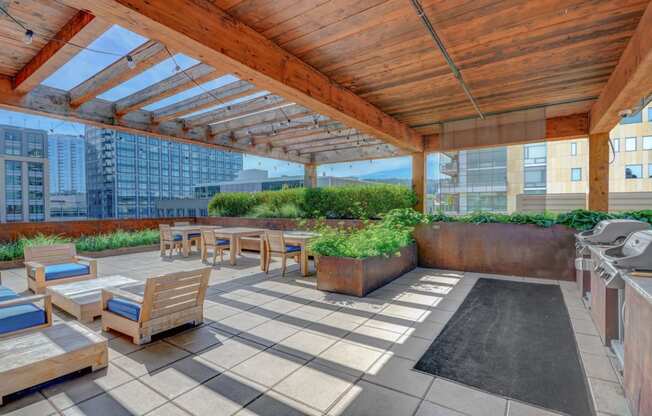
[0,321,107,405]
[47,275,140,323]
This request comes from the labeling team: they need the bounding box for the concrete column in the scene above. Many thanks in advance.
[588,132,610,211]
[412,152,426,213]
[304,164,317,188]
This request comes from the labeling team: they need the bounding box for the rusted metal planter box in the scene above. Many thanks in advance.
[414,223,576,281]
[316,244,417,297]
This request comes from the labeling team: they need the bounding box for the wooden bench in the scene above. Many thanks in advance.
[0,321,107,405]
[101,268,210,344]
[24,244,97,294]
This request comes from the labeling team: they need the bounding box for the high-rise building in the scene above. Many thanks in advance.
[84,127,243,219]
[428,104,652,214]
[48,134,86,194]
[0,124,49,222]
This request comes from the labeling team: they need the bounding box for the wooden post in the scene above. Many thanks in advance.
[588,133,610,211]
[304,164,317,188]
[412,152,426,213]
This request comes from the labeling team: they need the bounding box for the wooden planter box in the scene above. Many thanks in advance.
[79,244,160,258]
[0,259,23,271]
[316,244,417,297]
[414,222,576,281]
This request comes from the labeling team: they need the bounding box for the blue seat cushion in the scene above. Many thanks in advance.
[285,245,301,253]
[188,233,201,238]
[0,304,46,334]
[215,239,230,245]
[107,298,141,321]
[172,234,183,241]
[0,285,18,302]
[44,263,90,281]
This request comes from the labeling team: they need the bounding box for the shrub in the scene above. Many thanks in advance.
[208,184,417,220]
[75,229,159,252]
[249,203,304,219]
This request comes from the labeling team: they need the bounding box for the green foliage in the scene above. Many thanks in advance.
[208,184,416,219]
[75,229,159,252]
[309,208,418,259]
[555,209,652,231]
[0,230,159,261]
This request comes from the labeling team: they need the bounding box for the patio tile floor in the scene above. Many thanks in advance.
[0,249,629,416]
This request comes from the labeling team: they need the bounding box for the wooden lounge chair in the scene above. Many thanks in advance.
[160,224,182,257]
[101,267,211,344]
[24,244,97,294]
[264,231,301,277]
[0,274,53,338]
[201,228,230,265]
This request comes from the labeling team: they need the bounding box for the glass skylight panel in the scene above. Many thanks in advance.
[144,74,239,111]
[42,25,147,91]
[181,91,269,119]
[98,54,199,102]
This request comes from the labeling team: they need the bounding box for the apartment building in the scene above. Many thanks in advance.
[85,127,242,219]
[0,125,49,222]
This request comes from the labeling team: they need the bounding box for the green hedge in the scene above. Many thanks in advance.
[208,184,417,219]
[0,230,160,262]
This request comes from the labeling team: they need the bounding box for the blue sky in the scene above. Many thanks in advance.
[2,24,413,179]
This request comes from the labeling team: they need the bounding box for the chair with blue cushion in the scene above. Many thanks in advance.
[101,267,211,344]
[159,224,182,258]
[24,244,97,294]
[200,228,229,265]
[0,274,53,338]
[264,230,301,277]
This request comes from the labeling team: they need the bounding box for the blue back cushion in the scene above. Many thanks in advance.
[0,304,46,334]
[107,298,141,321]
[188,233,201,238]
[216,239,230,245]
[44,263,90,281]
[0,285,18,302]
[285,245,301,253]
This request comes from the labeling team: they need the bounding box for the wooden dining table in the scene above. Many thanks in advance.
[212,227,267,266]
[260,231,319,277]
[169,225,221,257]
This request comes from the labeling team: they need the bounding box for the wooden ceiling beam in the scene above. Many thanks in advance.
[12,11,110,94]
[62,0,424,152]
[69,40,169,107]
[298,140,384,155]
[312,145,409,164]
[115,63,220,115]
[0,79,309,163]
[210,106,314,135]
[152,79,257,122]
[183,94,290,128]
[589,2,652,133]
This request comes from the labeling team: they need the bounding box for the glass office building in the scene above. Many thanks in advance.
[85,127,242,219]
[0,124,49,222]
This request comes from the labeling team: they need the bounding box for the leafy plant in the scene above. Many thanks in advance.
[249,203,304,219]
[75,229,159,252]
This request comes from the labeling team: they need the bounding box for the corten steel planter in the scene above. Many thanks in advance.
[414,223,576,281]
[316,244,417,297]
[78,244,160,258]
[0,259,24,271]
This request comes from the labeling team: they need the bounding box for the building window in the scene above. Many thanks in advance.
[524,166,546,191]
[620,112,642,124]
[4,130,22,155]
[571,168,582,182]
[649,108,652,121]
[612,138,620,153]
[626,164,643,179]
[643,136,652,150]
[649,164,652,178]
[570,142,577,156]
[523,143,546,165]
[5,160,23,221]
[625,137,637,152]
[26,133,44,157]
[466,192,507,212]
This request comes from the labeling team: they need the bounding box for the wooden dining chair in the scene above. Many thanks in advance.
[201,228,230,265]
[159,224,182,258]
[264,230,301,276]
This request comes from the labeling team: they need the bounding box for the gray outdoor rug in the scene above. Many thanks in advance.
[414,278,593,416]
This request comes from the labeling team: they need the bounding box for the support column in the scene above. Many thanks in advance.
[588,133,610,211]
[412,152,426,213]
[304,164,317,188]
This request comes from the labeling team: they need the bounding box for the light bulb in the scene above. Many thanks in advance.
[23,29,33,45]
[175,64,181,72]
[126,55,136,69]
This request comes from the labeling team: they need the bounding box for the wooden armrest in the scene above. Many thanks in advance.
[0,294,50,308]
[24,261,44,271]
[75,255,95,263]
[102,287,144,304]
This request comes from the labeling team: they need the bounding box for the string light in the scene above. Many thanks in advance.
[126,55,136,69]
[23,29,33,44]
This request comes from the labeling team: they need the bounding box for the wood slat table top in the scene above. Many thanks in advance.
[213,227,267,236]
[47,275,140,306]
[169,225,221,232]
[0,322,105,372]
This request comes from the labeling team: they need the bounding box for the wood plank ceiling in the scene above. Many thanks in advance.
[0,0,649,163]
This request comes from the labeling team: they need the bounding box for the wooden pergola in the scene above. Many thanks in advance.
[0,0,650,212]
